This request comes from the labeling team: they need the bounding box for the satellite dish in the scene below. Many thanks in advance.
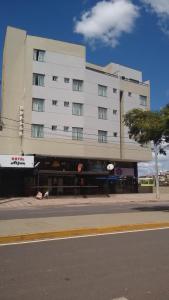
[107,163,114,171]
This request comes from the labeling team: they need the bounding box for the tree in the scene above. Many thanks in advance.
[123,104,169,199]
[161,104,169,143]
[123,105,169,154]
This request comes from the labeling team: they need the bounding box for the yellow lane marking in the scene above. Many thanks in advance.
[0,222,169,244]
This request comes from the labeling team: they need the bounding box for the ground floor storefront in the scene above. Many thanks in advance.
[0,155,138,197]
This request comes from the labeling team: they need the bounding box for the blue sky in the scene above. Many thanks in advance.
[0,0,169,174]
[0,0,169,111]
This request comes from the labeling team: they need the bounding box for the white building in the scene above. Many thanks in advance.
[0,27,151,196]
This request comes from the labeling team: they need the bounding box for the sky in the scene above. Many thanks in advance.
[0,0,169,175]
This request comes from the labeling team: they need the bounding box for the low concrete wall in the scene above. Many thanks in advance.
[153,186,169,194]
[138,186,153,193]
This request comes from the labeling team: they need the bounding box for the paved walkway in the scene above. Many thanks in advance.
[0,193,169,209]
[0,193,169,244]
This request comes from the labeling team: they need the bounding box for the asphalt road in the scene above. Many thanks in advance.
[0,201,169,220]
[0,229,169,300]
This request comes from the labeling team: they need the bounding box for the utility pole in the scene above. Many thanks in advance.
[154,143,160,200]
[153,142,169,200]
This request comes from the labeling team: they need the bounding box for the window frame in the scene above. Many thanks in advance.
[64,126,69,132]
[52,100,58,106]
[72,103,83,116]
[98,84,107,97]
[32,73,45,87]
[32,124,44,138]
[33,49,45,62]
[52,76,58,81]
[51,125,57,131]
[140,95,147,106]
[98,130,107,143]
[72,127,83,141]
[98,107,107,120]
[32,98,45,112]
[72,79,83,92]
[64,101,70,107]
[64,78,70,83]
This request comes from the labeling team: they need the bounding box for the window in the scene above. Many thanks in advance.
[33,49,45,62]
[33,73,44,86]
[64,78,69,83]
[113,88,117,93]
[64,101,69,107]
[98,130,107,143]
[98,85,107,97]
[52,76,58,81]
[113,132,117,137]
[98,107,107,120]
[64,126,69,132]
[52,125,57,131]
[128,92,132,97]
[32,98,44,112]
[72,103,83,116]
[72,127,83,141]
[113,109,117,115]
[32,124,44,138]
[52,100,58,106]
[72,79,83,92]
[140,95,147,106]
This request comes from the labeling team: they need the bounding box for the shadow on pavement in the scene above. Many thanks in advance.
[133,205,169,212]
[0,198,22,204]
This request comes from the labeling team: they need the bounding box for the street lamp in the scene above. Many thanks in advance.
[152,142,169,200]
[154,143,159,200]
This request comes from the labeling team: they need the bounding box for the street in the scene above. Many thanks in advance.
[0,229,169,300]
[0,201,169,220]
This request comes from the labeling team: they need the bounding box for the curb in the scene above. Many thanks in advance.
[1,222,169,244]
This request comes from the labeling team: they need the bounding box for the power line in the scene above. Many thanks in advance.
[3,121,138,142]
[1,115,141,142]
[3,125,149,152]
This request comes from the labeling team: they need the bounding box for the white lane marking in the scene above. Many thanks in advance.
[0,226,169,247]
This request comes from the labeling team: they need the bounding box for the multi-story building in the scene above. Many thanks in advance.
[0,26,151,196]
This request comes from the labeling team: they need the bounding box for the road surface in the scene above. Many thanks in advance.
[0,228,169,300]
[0,201,169,220]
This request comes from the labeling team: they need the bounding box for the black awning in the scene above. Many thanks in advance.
[38,170,109,176]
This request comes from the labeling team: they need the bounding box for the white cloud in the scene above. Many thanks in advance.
[141,0,169,36]
[138,149,169,176]
[141,0,169,15]
[74,0,139,47]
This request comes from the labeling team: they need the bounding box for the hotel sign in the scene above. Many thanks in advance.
[0,155,34,168]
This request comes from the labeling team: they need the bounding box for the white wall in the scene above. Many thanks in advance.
[31,49,148,151]
[84,68,120,144]
[32,51,85,140]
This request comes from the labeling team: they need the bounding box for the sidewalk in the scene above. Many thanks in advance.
[0,193,169,244]
[1,192,169,209]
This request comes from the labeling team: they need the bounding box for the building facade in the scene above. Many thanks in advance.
[0,26,152,196]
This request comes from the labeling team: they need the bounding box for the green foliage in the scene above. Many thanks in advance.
[161,104,169,143]
[123,104,169,147]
